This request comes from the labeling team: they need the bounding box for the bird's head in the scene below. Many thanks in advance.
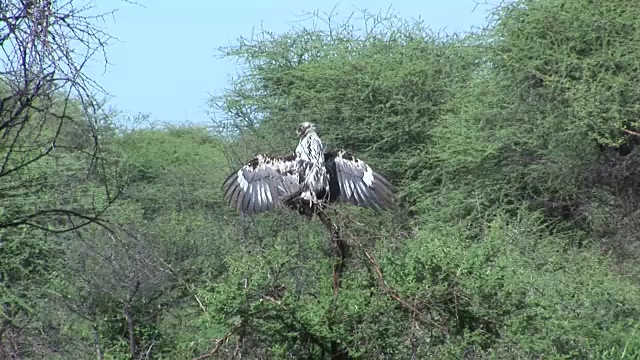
[296,122,316,138]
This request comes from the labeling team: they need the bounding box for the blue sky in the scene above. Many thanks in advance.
[86,1,494,126]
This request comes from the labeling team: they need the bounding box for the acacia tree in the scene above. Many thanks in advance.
[203,10,478,359]
[0,1,128,358]
[0,0,124,232]
[202,4,640,359]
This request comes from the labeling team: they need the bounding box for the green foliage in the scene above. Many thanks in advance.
[204,2,640,358]
[0,88,125,357]
[47,126,240,358]
[117,126,228,215]
[491,0,640,148]
[6,0,640,358]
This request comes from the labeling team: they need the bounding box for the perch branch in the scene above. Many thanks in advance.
[316,208,345,299]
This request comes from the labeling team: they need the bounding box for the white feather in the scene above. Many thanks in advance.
[255,184,263,207]
[344,178,354,200]
[265,185,273,203]
[237,169,249,191]
[362,165,374,187]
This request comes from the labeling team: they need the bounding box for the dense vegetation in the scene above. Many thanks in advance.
[3,0,640,358]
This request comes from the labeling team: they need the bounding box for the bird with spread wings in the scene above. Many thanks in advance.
[222,122,397,217]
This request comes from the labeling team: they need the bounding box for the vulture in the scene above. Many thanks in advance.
[222,122,397,217]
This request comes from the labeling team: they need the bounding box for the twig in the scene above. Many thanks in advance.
[329,209,443,329]
[193,331,234,360]
[623,128,640,137]
[0,0,125,237]
[410,298,418,360]
[92,325,104,360]
[143,341,155,359]
[187,284,208,314]
[360,244,443,330]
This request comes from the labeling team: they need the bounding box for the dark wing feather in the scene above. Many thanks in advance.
[324,149,397,210]
[222,153,300,215]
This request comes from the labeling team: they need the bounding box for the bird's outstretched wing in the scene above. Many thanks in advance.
[222,153,300,214]
[324,149,397,210]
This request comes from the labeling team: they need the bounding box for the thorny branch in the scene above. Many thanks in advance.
[317,208,345,299]
[315,208,350,360]
[360,246,443,329]
[0,0,126,232]
[50,225,181,359]
[0,2,128,354]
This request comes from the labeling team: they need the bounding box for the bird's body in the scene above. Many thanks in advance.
[295,125,329,204]
[222,122,397,217]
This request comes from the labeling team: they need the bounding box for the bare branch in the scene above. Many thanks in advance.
[0,0,127,233]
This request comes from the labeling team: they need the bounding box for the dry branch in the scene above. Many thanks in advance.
[0,0,125,232]
[193,330,234,360]
[623,128,640,137]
